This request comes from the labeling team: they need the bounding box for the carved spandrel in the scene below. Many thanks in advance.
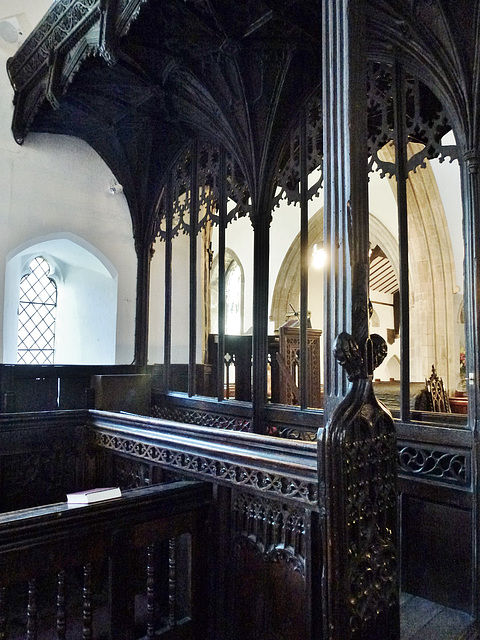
[366,62,456,179]
[232,491,307,574]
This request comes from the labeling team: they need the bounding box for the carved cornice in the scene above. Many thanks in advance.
[7,0,149,144]
[89,410,319,506]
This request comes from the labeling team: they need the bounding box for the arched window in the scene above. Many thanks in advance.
[17,256,57,364]
[225,258,242,335]
[5,235,118,365]
[210,249,245,336]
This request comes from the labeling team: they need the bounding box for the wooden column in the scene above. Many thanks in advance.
[393,62,411,422]
[133,236,153,367]
[320,1,399,638]
[322,0,354,414]
[163,179,173,390]
[251,211,270,433]
[300,110,309,409]
[188,142,199,397]
[461,149,480,618]
[217,149,227,402]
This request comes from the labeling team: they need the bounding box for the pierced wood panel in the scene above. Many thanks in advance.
[278,327,322,408]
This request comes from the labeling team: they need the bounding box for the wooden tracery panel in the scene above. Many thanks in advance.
[278,326,322,408]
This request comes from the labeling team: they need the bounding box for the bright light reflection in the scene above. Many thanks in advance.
[312,244,327,269]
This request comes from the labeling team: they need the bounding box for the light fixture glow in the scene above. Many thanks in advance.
[312,243,327,269]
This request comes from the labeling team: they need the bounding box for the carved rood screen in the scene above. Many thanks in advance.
[152,66,452,239]
[156,142,251,241]
[367,62,455,177]
[151,61,456,416]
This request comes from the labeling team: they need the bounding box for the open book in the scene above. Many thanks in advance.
[67,487,121,505]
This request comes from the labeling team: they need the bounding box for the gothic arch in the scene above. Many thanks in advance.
[380,143,459,389]
[270,208,401,332]
[270,153,459,389]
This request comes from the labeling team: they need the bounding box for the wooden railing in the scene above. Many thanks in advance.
[0,481,211,640]
[151,389,323,440]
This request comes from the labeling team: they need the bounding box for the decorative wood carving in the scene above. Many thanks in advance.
[231,490,311,640]
[93,428,318,505]
[320,332,399,640]
[366,62,455,178]
[278,326,322,408]
[398,444,467,485]
[232,491,306,573]
[413,364,452,413]
[151,404,252,432]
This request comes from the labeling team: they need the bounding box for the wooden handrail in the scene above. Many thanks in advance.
[0,481,211,639]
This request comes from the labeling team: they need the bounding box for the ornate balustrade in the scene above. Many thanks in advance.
[0,481,210,640]
[0,401,474,636]
[89,409,319,506]
[151,389,323,440]
[88,409,322,639]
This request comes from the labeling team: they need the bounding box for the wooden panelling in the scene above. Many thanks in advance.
[401,495,472,613]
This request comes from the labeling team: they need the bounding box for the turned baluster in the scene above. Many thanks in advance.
[56,570,66,639]
[26,579,37,640]
[168,539,176,628]
[146,544,155,638]
[0,587,8,640]
[82,564,93,640]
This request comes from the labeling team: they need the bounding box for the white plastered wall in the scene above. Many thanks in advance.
[0,4,137,363]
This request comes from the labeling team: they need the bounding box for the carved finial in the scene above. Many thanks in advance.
[333,331,388,381]
[333,332,363,381]
[370,333,388,370]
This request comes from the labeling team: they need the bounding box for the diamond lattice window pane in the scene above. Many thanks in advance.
[17,257,57,365]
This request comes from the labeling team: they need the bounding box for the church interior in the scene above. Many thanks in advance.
[0,0,479,638]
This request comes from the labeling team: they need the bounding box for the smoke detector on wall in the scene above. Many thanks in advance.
[0,18,23,48]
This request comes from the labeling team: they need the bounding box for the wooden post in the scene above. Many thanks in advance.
[460,149,480,618]
[322,0,354,415]
[320,0,400,638]
[134,236,153,367]
[251,212,270,433]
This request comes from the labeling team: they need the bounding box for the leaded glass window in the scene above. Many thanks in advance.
[17,257,57,364]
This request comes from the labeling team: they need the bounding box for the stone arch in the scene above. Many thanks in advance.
[270,210,400,332]
[270,149,459,390]
[380,143,459,390]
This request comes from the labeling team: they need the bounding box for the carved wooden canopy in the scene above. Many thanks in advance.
[7,0,480,243]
